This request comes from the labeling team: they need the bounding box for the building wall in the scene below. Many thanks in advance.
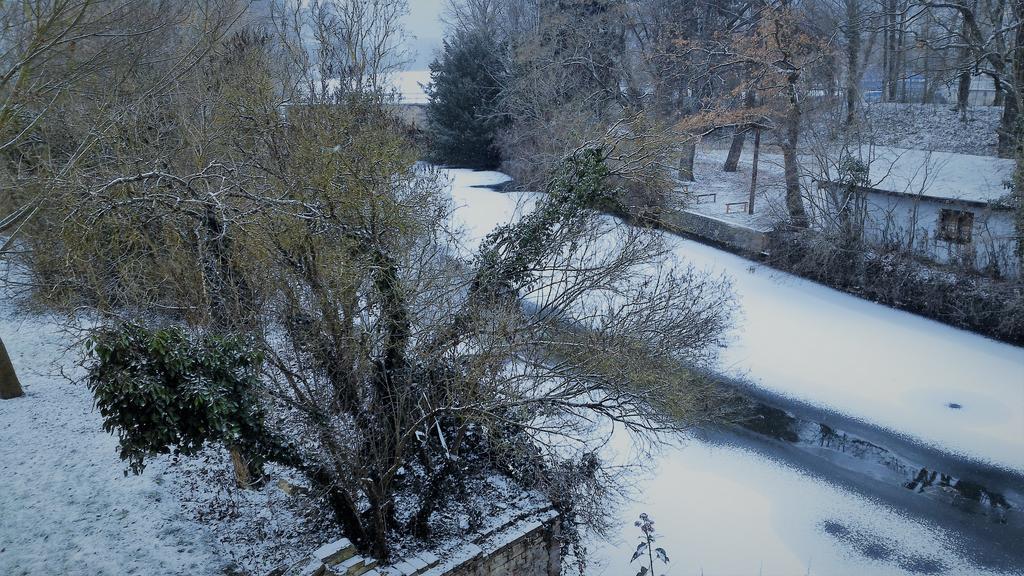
[288,509,562,576]
[810,186,1019,277]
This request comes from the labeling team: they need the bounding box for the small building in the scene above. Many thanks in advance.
[813,147,1019,277]
[390,70,431,132]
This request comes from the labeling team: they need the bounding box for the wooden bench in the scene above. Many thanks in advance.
[694,193,717,204]
[725,201,748,214]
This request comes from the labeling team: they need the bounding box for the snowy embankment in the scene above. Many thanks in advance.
[443,168,1024,576]
[862,103,1001,157]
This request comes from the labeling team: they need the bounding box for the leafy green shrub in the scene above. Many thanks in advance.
[86,324,281,475]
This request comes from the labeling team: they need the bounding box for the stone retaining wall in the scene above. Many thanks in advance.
[287,508,561,576]
[660,208,769,255]
[436,509,560,576]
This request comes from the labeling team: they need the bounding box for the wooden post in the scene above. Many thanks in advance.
[0,336,24,400]
[229,445,264,489]
[748,126,761,215]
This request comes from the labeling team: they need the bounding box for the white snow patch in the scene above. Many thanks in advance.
[0,277,337,575]
[0,311,224,576]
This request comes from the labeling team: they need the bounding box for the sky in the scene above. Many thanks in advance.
[402,0,446,69]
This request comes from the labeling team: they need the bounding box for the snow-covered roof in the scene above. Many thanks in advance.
[301,70,431,105]
[392,69,431,105]
[832,146,1014,205]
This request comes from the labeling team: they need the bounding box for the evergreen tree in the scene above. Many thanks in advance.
[426,30,506,169]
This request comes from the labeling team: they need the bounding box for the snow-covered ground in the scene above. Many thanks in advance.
[0,282,337,575]
[0,310,225,576]
[682,144,1015,232]
[862,103,1001,157]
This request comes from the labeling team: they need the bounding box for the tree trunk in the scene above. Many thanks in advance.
[748,126,761,215]
[723,128,746,172]
[992,72,1005,107]
[957,69,972,120]
[885,0,898,102]
[0,336,24,400]
[998,4,1024,159]
[678,141,696,181]
[957,14,972,120]
[897,13,908,103]
[1010,0,1024,263]
[844,0,862,125]
[1000,84,1021,157]
[882,2,890,102]
[229,445,264,489]
[783,75,809,228]
[725,89,757,171]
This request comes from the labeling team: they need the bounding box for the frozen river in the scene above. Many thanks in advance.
[587,431,1020,576]
[443,168,1024,576]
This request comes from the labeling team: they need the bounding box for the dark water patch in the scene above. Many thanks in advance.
[862,541,895,561]
[735,400,799,442]
[820,518,948,574]
[822,520,849,537]
[904,468,1010,515]
[898,555,946,574]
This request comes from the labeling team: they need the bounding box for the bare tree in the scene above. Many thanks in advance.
[0,0,198,400]
[270,0,410,98]
[915,0,1019,155]
[843,0,867,124]
[7,2,734,564]
[704,3,833,228]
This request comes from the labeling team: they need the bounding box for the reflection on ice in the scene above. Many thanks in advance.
[589,437,1014,576]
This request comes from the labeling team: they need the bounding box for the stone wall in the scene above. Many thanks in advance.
[437,509,560,576]
[287,508,561,576]
[660,208,769,256]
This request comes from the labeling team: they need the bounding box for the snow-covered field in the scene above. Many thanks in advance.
[683,143,1015,234]
[862,103,1001,157]
[0,310,225,575]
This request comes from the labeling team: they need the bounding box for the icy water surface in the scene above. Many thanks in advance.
[443,168,1024,576]
[587,434,1020,576]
